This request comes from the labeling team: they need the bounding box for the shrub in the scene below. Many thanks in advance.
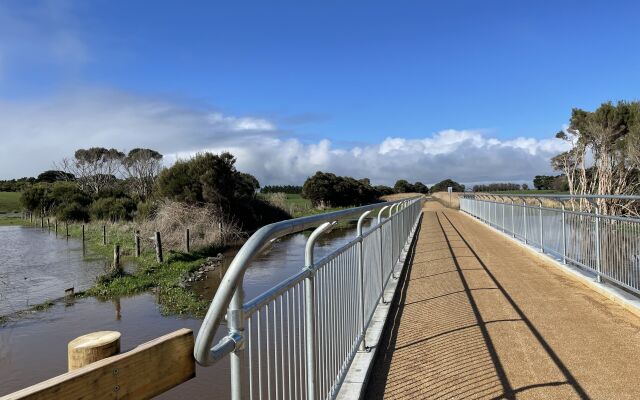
[302,172,379,207]
[90,197,136,222]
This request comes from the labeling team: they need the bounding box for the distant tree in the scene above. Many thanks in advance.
[522,183,529,190]
[302,172,379,207]
[394,180,413,193]
[261,185,303,194]
[374,185,394,196]
[430,179,464,193]
[472,183,522,192]
[58,147,125,194]
[37,170,75,183]
[122,148,163,200]
[533,175,557,190]
[413,182,429,194]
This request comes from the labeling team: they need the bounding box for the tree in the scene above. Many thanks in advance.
[522,183,529,190]
[58,147,125,194]
[156,152,257,210]
[430,179,464,193]
[122,148,163,200]
[533,175,557,190]
[394,180,413,193]
[302,172,379,207]
[37,170,75,183]
[413,182,429,194]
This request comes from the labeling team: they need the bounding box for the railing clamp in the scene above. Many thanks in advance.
[210,331,244,361]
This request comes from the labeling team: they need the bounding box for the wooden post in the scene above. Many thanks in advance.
[66,222,69,238]
[40,216,44,228]
[185,228,190,253]
[155,231,163,262]
[113,244,121,274]
[55,220,58,236]
[135,230,141,257]
[47,218,50,230]
[30,212,33,224]
[102,225,107,245]
[68,331,121,371]
[82,224,85,243]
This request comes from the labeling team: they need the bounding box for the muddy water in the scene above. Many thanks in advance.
[0,220,371,398]
[0,226,108,315]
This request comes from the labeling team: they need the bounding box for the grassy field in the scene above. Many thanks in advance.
[0,191,24,225]
[489,189,562,194]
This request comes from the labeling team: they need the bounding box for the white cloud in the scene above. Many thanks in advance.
[0,88,570,185]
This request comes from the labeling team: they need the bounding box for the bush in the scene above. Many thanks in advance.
[430,179,465,193]
[55,202,89,222]
[90,197,136,221]
[302,172,379,207]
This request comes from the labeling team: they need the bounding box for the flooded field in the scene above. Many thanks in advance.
[0,219,371,397]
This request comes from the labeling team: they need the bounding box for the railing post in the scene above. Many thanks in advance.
[304,222,334,400]
[561,204,567,264]
[523,201,528,245]
[228,287,245,400]
[511,200,515,237]
[357,210,373,352]
[595,207,602,283]
[378,206,390,303]
[538,200,544,253]
[501,200,505,232]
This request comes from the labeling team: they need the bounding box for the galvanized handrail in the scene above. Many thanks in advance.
[194,196,424,400]
[460,195,640,296]
[465,193,640,201]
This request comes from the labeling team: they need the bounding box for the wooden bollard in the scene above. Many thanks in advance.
[103,225,107,245]
[185,228,190,253]
[67,331,121,371]
[155,231,163,262]
[135,230,141,257]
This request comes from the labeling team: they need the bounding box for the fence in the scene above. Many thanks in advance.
[194,196,424,400]
[460,194,640,295]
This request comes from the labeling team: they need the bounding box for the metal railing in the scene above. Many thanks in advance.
[460,194,640,295]
[194,196,424,400]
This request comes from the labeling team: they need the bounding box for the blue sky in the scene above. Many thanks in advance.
[1,0,639,184]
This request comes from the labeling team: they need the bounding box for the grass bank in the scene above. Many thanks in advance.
[0,192,25,226]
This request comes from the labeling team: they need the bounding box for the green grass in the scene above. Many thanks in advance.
[62,222,223,317]
[0,192,24,225]
[0,191,20,213]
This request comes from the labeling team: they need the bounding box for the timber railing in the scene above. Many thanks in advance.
[460,193,640,295]
[194,196,424,400]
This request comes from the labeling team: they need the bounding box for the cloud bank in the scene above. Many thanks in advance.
[0,88,569,185]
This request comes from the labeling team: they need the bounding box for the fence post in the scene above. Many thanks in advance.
[47,218,50,231]
[595,208,602,283]
[502,200,505,232]
[54,220,58,236]
[82,224,85,243]
[65,222,69,238]
[561,204,567,264]
[538,200,544,253]
[155,232,163,262]
[523,201,528,245]
[511,201,515,237]
[41,216,44,228]
[135,230,141,257]
[68,331,121,371]
[113,244,121,272]
[103,225,107,245]
[357,210,372,352]
[185,228,190,253]
[378,206,390,303]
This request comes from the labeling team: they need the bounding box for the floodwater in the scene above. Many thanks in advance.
[0,226,108,315]
[0,219,372,398]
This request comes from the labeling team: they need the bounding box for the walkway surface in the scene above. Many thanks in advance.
[366,201,640,399]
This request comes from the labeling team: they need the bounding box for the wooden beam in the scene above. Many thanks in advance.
[2,329,195,400]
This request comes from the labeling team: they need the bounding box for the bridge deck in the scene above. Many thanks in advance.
[366,201,640,399]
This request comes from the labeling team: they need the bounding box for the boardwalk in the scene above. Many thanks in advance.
[366,201,640,399]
